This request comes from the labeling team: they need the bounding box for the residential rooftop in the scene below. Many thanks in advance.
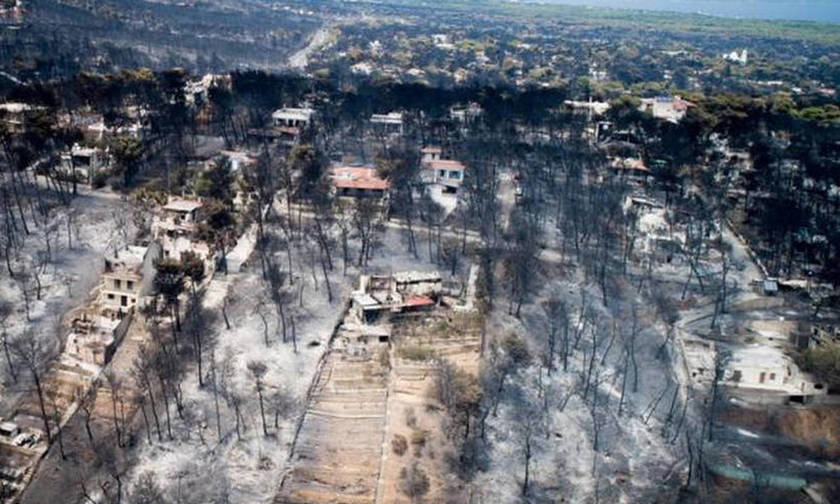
[163,198,204,213]
[331,166,390,191]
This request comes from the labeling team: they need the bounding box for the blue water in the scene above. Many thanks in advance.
[545,1,840,23]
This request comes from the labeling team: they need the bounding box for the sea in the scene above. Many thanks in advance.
[545,1,840,23]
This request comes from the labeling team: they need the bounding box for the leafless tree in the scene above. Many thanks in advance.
[131,344,163,442]
[270,385,295,430]
[76,385,97,448]
[511,387,544,496]
[352,198,385,267]
[11,331,52,441]
[104,369,125,448]
[126,470,168,504]
[247,360,269,436]
[541,297,568,375]
[221,285,233,330]
[44,382,67,460]
[0,301,16,382]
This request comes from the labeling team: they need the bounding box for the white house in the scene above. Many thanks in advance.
[422,159,466,193]
[272,107,315,129]
[450,103,483,123]
[61,143,106,182]
[370,112,404,134]
[723,49,748,65]
[720,345,826,400]
[99,245,158,319]
[421,146,442,163]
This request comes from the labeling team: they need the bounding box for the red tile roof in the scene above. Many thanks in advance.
[403,295,434,307]
[331,166,390,191]
[423,159,465,171]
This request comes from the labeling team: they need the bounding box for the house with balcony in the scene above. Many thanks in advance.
[420,147,466,194]
[370,112,404,134]
[271,107,315,138]
[152,197,211,260]
[0,102,43,133]
[98,245,158,320]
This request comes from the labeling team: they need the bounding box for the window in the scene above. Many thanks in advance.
[731,370,742,382]
[127,281,134,290]
[113,279,121,289]
[759,372,766,384]
[120,295,128,307]
[769,373,776,381]
[107,294,114,300]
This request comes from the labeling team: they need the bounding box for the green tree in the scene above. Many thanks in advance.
[195,157,235,204]
[154,258,185,334]
[111,135,144,186]
[797,344,840,389]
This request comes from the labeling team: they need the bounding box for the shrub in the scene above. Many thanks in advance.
[399,463,430,500]
[410,429,427,447]
[796,344,840,388]
[92,172,108,189]
[392,434,407,456]
[399,345,434,361]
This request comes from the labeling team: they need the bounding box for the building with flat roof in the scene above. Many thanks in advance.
[720,345,827,402]
[152,197,211,260]
[61,144,106,183]
[99,245,158,319]
[450,103,483,123]
[272,107,315,128]
[370,112,404,134]
[0,102,43,133]
[351,272,442,324]
[639,96,695,124]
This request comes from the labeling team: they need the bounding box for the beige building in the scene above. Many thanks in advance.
[152,197,210,260]
[99,245,157,319]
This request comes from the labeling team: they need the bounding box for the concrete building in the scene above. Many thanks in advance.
[272,107,315,129]
[65,310,129,366]
[450,103,483,123]
[184,74,229,107]
[99,245,158,319]
[152,197,211,260]
[351,272,441,324]
[422,159,466,193]
[639,96,695,124]
[564,99,611,117]
[421,146,442,163]
[0,102,42,133]
[723,49,748,65]
[610,157,651,183]
[370,112,404,134]
[61,144,106,182]
[720,345,827,403]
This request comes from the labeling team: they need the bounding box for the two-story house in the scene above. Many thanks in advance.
[99,245,158,319]
[152,197,210,260]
